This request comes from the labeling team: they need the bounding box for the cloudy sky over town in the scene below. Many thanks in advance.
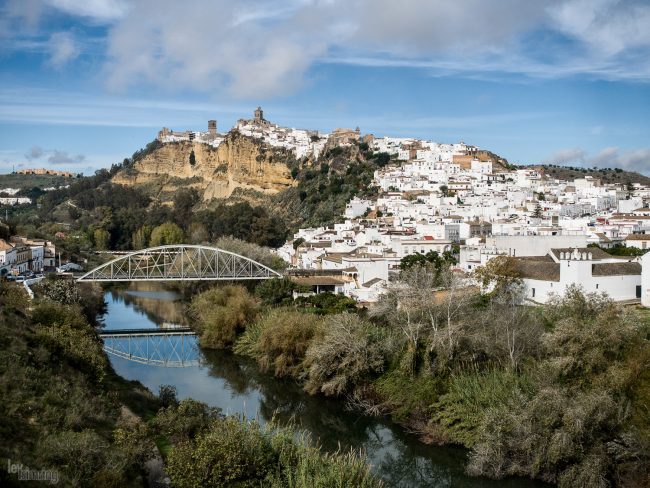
[1,0,649,174]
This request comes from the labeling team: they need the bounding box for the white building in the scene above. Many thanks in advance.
[515,248,641,304]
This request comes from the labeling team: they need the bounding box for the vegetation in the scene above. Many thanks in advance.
[158,404,383,488]
[1,278,384,487]
[533,164,650,186]
[234,308,323,378]
[274,145,392,227]
[0,280,160,486]
[190,285,259,348]
[192,256,650,487]
[588,242,649,256]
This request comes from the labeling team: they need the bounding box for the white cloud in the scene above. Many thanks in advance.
[4,0,650,96]
[47,31,79,67]
[543,148,587,165]
[46,0,128,22]
[47,149,85,165]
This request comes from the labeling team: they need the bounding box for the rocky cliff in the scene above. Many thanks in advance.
[113,131,296,201]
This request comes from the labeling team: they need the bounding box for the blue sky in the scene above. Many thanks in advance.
[1,0,649,175]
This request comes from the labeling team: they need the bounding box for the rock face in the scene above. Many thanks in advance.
[113,131,296,200]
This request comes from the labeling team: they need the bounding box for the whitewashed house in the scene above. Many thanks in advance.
[515,248,641,304]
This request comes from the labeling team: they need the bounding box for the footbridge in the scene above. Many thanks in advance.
[78,245,282,282]
[99,327,200,367]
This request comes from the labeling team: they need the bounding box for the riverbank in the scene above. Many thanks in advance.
[188,277,650,488]
[0,280,387,487]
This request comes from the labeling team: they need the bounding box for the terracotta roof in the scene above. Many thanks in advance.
[592,262,641,276]
[308,241,332,248]
[514,259,560,281]
[362,277,385,288]
[291,276,347,286]
[625,234,650,241]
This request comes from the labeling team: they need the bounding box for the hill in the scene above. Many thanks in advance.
[0,172,77,191]
[529,164,650,186]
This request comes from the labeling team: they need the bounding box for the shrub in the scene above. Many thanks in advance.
[159,384,178,408]
[164,414,383,488]
[190,285,259,349]
[153,398,222,442]
[0,281,29,313]
[433,368,534,446]
[234,308,322,378]
[35,324,107,381]
[166,417,278,487]
[304,314,389,396]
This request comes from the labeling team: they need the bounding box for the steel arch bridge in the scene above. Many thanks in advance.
[77,245,282,282]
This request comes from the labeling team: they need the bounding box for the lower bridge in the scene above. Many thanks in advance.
[98,328,195,337]
[98,328,200,367]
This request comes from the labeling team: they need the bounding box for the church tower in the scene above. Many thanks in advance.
[254,106,264,123]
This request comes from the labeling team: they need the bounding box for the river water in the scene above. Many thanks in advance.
[100,283,544,488]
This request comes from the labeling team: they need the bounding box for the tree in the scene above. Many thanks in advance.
[304,313,389,396]
[439,185,449,197]
[173,188,200,226]
[150,222,184,246]
[399,250,456,271]
[189,150,196,166]
[532,203,543,218]
[474,256,523,298]
[292,237,305,250]
[93,228,110,250]
[132,225,152,249]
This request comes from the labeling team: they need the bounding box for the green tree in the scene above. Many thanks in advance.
[189,150,196,166]
[132,225,152,249]
[150,222,184,246]
[93,228,110,250]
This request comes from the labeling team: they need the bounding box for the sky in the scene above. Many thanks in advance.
[0,0,649,175]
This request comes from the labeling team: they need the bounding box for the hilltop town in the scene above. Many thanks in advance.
[143,107,650,307]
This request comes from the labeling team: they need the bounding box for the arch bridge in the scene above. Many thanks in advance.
[77,245,282,282]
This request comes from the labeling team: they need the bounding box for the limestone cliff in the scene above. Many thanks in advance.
[113,131,296,201]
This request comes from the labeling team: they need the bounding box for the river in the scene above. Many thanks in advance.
[100,283,545,488]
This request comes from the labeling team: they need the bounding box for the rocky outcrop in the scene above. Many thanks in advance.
[113,131,296,200]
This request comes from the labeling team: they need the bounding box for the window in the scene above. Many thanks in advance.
[531,288,535,298]
[596,284,599,289]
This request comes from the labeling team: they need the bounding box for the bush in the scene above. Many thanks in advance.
[234,308,322,378]
[166,417,278,487]
[159,384,178,408]
[433,368,534,446]
[0,281,30,313]
[190,285,259,349]
[153,399,222,442]
[294,292,358,315]
[164,414,383,488]
[304,314,389,396]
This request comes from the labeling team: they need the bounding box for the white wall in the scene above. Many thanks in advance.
[643,253,650,307]
[488,235,589,257]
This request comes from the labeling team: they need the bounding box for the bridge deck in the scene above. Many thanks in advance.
[99,328,195,337]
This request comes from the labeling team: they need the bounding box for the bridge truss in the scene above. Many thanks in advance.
[77,245,282,282]
[100,329,201,367]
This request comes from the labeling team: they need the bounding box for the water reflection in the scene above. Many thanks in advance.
[101,284,545,488]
